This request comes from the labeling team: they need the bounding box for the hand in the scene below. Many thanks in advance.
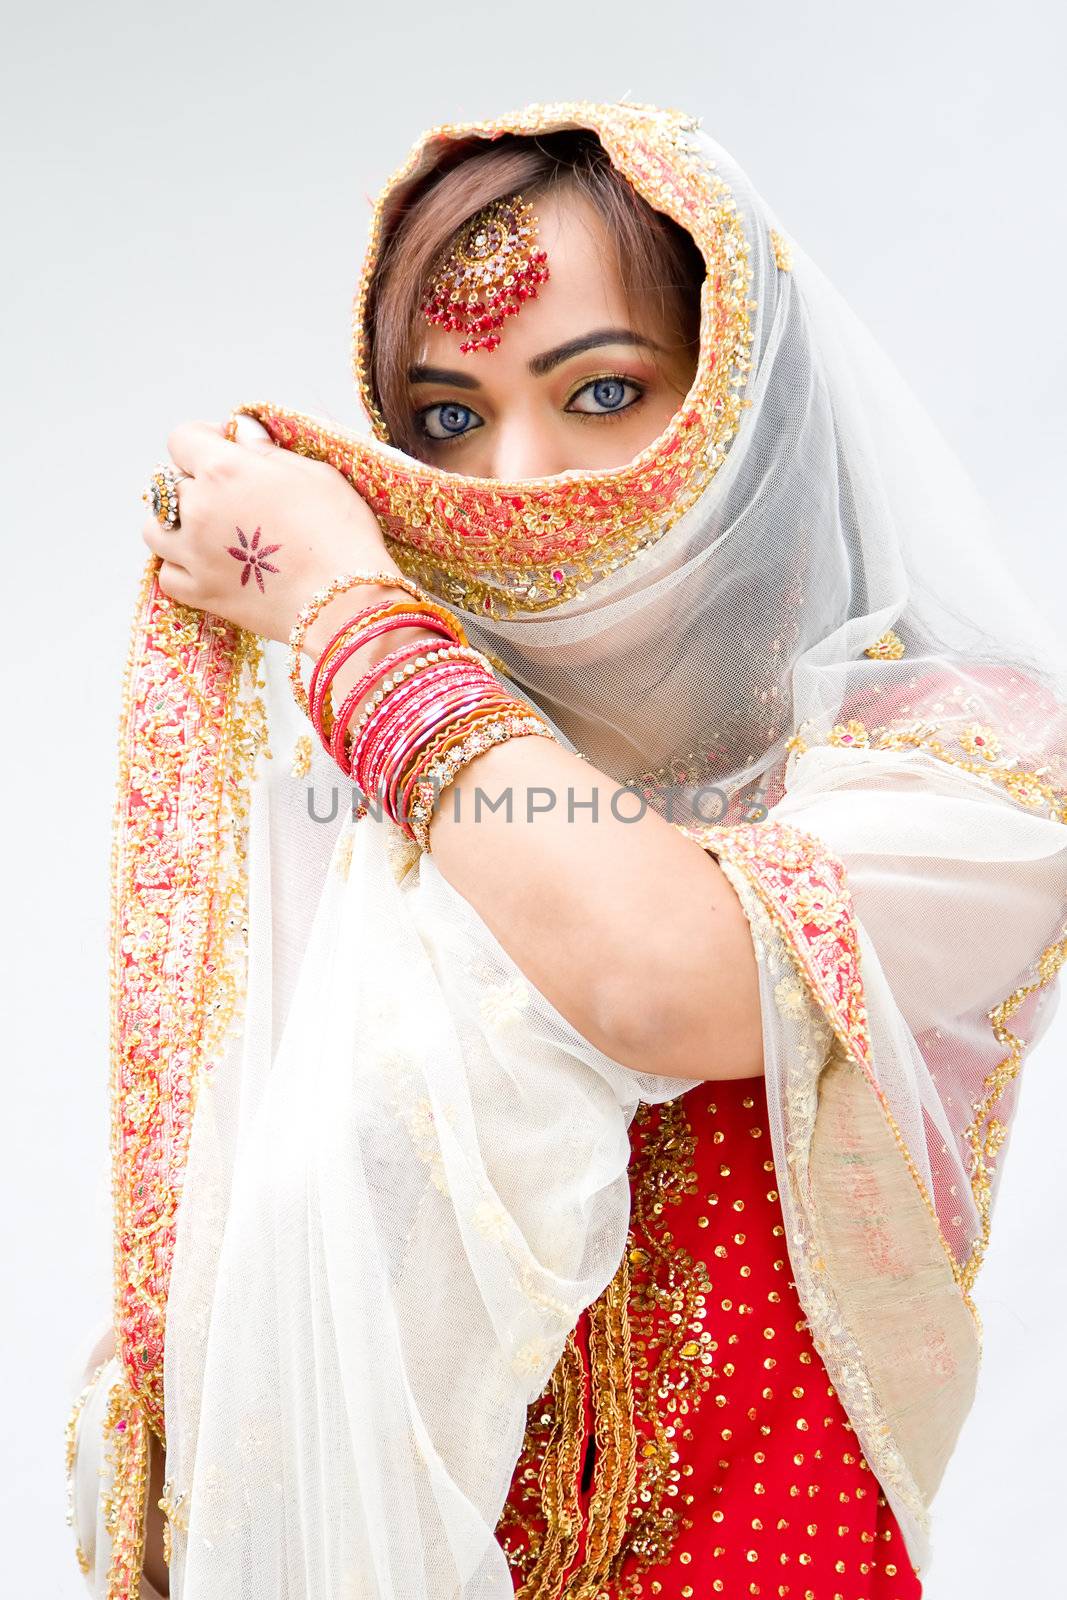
[141,418,403,645]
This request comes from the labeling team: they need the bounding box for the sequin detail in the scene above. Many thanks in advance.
[769,229,793,271]
[863,629,905,661]
[677,820,873,1074]
[64,1365,106,1577]
[497,1083,921,1597]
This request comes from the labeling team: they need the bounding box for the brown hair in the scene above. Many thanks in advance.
[366,130,706,456]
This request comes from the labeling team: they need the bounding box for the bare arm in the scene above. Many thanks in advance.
[305,585,763,1082]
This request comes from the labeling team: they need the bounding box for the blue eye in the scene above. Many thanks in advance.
[567,376,643,415]
[418,402,484,442]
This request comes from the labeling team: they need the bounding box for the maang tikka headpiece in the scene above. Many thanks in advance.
[420,192,550,355]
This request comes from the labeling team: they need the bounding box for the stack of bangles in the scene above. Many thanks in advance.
[288,570,557,853]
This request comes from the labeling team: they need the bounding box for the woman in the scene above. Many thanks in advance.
[65,102,1067,1600]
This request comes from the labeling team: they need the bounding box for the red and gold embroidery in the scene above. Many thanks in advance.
[564,1249,639,1597]
[683,819,967,1305]
[498,1079,925,1594]
[100,1377,151,1600]
[500,1333,586,1596]
[609,1098,716,1586]
[501,1095,715,1596]
[678,820,873,1076]
[110,561,268,1440]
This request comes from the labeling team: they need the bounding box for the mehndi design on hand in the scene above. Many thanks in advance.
[227,525,282,591]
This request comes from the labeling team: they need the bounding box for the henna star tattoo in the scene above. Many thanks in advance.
[227,525,282,592]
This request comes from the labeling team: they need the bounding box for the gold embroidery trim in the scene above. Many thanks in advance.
[101,1378,151,1600]
[64,1362,108,1577]
[729,871,937,1530]
[352,101,745,442]
[695,825,970,1319]
[225,103,756,618]
[960,926,1067,1294]
[109,560,268,1440]
[565,1250,638,1597]
[782,710,1067,1299]
[516,1333,585,1598]
[503,1096,713,1594]
[787,715,1067,823]
[769,228,793,271]
[613,1098,714,1584]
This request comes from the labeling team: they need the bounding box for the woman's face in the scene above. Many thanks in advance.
[406,188,699,479]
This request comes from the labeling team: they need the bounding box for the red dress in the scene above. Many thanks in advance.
[496,1075,922,1599]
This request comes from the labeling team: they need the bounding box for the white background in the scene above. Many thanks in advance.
[2,2,1064,1594]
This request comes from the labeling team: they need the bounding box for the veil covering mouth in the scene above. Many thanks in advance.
[68,102,1067,1599]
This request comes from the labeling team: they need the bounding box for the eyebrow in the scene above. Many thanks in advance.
[408,327,665,389]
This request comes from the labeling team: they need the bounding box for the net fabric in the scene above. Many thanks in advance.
[66,100,1067,1596]
[161,647,690,1600]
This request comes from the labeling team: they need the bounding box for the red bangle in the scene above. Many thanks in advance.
[310,612,462,748]
[395,694,516,826]
[329,641,440,769]
[385,687,509,820]
[330,645,480,773]
[355,666,492,798]
[306,602,394,720]
[356,672,495,803]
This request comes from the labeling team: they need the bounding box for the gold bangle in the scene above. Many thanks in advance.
[338,645,496,758]
[407,712,557,853]
[287,570,462,716]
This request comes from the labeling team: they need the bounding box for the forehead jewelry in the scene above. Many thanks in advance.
[420,193,550,355]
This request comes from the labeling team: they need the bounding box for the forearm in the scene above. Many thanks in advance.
[303,582,763,1082]
[427,733,763,1079]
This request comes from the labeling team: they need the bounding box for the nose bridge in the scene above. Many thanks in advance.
[487,399,567,482]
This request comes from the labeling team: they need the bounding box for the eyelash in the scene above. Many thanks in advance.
[415,373,647,446]
[566,373,646,423]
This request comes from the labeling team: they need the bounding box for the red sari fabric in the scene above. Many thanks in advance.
[496,1075,922,1599]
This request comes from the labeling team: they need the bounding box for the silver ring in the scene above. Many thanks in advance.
[143,463,191,531]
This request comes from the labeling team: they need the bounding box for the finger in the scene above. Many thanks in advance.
[141,515,191,566]
[167,419,234,476]
[156,561,197,603]
[229,414,277,454]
